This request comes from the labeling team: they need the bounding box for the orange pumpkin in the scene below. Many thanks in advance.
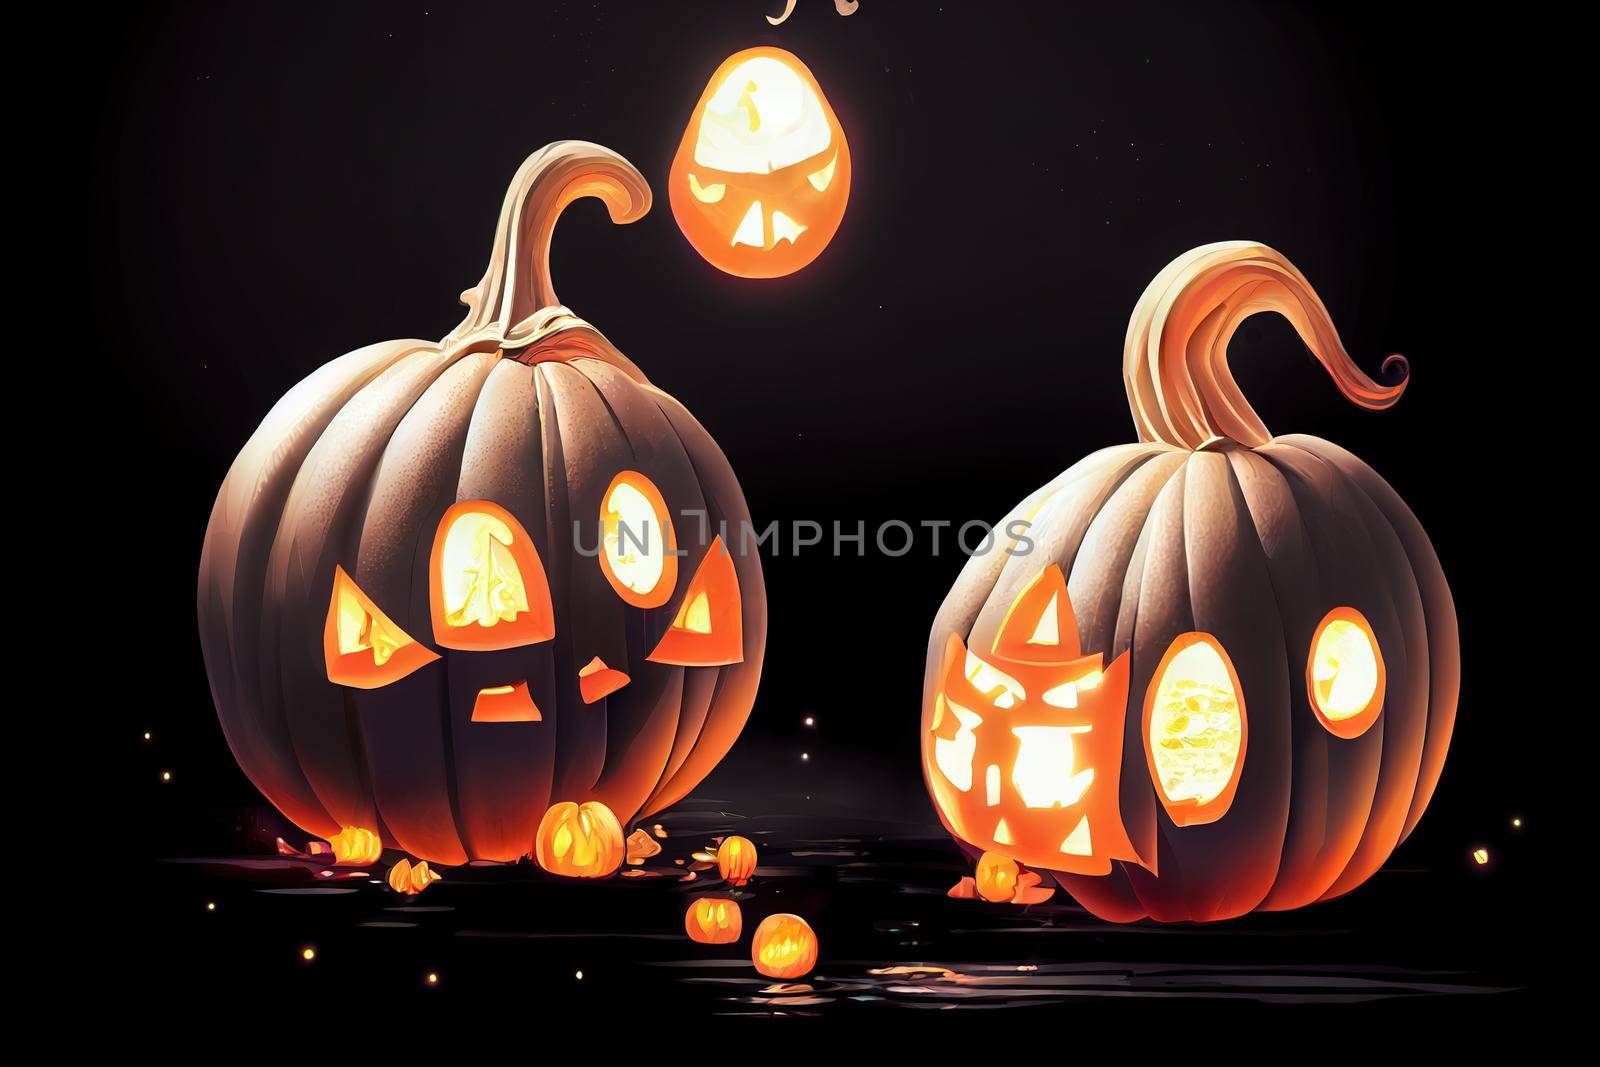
[685,897,743,944]
[922,242,1457,922]
[535,801,625,879]
[387,857,442,895]
[974,851,1020,903]
[669,47,851,278]
[751,913,818,979]
[716,835,758,885]
[197,142,767,866]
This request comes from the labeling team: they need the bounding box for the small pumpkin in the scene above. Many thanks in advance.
[198,142,767,866]
[669,46,851,278]
[751,913,819,979]
[326,826,383,866]
[685,896,743,944]
[716,835,758,885]
[536,801,625,879]
[387,857,441,895]
[922,242,1457,922]
[974,851,1020,903]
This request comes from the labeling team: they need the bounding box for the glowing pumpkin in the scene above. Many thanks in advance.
[326,826,383,866]
[387,857,442,895]
[197,142,767,867]
[669,46,851,278]
[922,242,1457,922]
[716,835,758,885]
[974,851,1020,903]
[685,896,743,944]
[536,801,625,879]
[751,913,819,979]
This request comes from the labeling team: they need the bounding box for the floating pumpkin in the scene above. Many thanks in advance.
[669,46,851,278]
[685,896,743,944]
[716,835,758,885]
[535,800,625,879]
[198,142,767,866]
[751,913,818,979]
[921,242,1457,922]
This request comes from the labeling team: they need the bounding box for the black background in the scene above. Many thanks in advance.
[89,0,1547,1019]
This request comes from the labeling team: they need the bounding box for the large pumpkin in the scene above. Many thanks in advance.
[921,242,1457,922]
[199,142,766,866]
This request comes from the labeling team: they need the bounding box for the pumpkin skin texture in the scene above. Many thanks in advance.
[198,143,766,867]
[921,242,1457,922]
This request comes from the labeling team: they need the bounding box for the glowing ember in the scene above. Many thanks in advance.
[1473,848,1489,865]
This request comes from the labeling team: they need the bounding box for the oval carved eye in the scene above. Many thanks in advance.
[1307,607,1385,738]
[429,500,554,651]
[598,472,678,608]
[1143,632,1247,826]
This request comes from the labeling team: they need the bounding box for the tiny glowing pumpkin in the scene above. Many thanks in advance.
[975,851,1020,903]
[669,46,851,278]
[717,835,758,885]
[751,913,819,979]
[326,826,383,865]
[685,896,743,944]
[536,801,625,879]
[922,242,1457,922]
[387,857,442,895]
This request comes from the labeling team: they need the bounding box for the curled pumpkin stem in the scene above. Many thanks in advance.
[449,141,651,350]
[1123,241,1408,450]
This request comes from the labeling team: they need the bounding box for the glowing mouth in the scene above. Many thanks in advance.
[471,680,541,723]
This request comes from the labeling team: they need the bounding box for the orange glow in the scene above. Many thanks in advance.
[325,826,383,865]
[923,566,1141,876]
[598,472,678,608]
[647,537,744,666]
[685,897,743,944]
[470,680,542,723]
[717,835,758,885]
[1307,606,1386,738]
[429,500,554,651]
[387,857,442,895]
[750,913,818,979]
[975,851,1020,902]
[577,656,630,705]
[535,801,625,879]
[1143,632,1247,826]
[669,47,851,278]
[323,565,439,688]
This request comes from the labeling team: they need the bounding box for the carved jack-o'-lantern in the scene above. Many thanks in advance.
[716,835,758,885]
[922,242,1458,922]
[685,896,743,944]
[198,142,767,867]
[750,913,819,979]
[536,801,625,879]
[669,46,851,279]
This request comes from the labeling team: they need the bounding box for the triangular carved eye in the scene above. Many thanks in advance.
[324,565,439,689]
[992,565,1082,663]
[647,537,743,666]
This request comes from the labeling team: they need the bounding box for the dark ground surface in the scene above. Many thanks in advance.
[124,787,1534,1018]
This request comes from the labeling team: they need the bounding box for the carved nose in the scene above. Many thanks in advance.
[578,656,630,704]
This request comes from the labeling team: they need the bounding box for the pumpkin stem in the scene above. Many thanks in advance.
[1122,241,1408,450]
[448,141,651,350]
